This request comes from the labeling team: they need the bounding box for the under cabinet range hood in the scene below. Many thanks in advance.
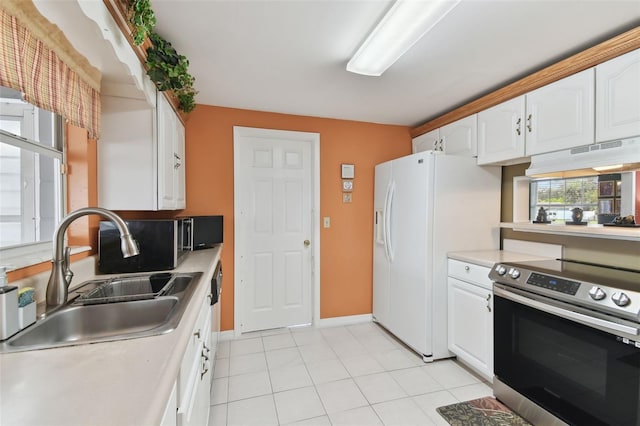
[526,138,640,178]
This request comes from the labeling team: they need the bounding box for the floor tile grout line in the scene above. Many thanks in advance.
[214,324,494,425]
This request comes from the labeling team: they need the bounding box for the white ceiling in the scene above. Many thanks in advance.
[152,0,640,128]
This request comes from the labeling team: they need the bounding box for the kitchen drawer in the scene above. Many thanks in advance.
[447,259,492,290]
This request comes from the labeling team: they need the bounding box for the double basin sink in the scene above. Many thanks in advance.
[0,271,202,353]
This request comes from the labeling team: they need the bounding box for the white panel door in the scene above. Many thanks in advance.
[157,92,176,210]
[234,128,314,333]
[596,49,640,142]
[525,68,595,155]
[412,129,440,153]
[477,97,526,165]
[440,115,478,156]
[447,277,493,380]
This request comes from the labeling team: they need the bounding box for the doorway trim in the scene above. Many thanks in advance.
[233,126,320,336]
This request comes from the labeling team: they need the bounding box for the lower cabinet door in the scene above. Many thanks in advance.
[160,382,177,426]
[447,277,493,381]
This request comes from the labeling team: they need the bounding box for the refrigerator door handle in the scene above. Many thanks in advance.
[375,209,384,245]
[385,182,395,263]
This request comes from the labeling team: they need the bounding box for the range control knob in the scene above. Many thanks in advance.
[588,286,607,301]
[612,292,631,307]
[509,268,521,279]
[495,265,507,276]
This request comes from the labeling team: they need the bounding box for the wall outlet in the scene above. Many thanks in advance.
[323,217,331,228]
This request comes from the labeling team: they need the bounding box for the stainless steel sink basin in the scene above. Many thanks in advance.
[0,272,202,353]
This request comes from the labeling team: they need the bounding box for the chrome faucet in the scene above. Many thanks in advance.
[46,207,139,308]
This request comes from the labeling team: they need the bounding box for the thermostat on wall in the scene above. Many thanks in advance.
[341,164,355,179]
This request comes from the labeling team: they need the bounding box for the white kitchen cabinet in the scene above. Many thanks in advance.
[596,49,640,142]
[412,129,440,153]
[447,259,493,381]
[98,91,186,211]
[157,93,186,210]
[412,116,477,156]
[525,68,595,156]
[478,69,595,164]
[177,297,212,426]
[160,382,178,426]
[477,97,527,165]
[440,114,478,156]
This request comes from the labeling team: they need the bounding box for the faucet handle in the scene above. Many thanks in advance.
[63,247,74,285]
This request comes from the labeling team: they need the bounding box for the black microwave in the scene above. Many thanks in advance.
[181,215,223,250]
[98,219,186,274]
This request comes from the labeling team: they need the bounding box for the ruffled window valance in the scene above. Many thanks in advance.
[0,1,101,138]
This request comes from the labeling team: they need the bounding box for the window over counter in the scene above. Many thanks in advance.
[530,176,598,224]
[529,173,636,225]
[0,85,64,256]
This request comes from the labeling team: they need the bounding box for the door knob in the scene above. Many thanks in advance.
[304,240,310,247]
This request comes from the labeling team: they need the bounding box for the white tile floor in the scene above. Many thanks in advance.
[208,322,492,426]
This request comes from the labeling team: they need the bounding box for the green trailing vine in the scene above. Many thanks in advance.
[125,1,197,113]
[127,0,156,46]
[146,32,197,113]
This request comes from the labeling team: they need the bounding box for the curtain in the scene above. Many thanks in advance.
[0,2,101,138]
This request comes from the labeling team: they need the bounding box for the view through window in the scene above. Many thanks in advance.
[0,85,63,249]
[530,176,599,224]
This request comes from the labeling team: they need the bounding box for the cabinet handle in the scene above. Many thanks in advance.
[515,118,521,135]
[194,330,201,339]
[201,367,209,379]
[526,114,532,133]
[486,294,492,312]
[464,265,470,271]
[439,139,444,151]
[174,153,182,169]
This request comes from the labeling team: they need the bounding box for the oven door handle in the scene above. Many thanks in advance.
[494,286,640,337]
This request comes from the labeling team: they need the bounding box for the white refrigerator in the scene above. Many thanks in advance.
[373,151,501,362]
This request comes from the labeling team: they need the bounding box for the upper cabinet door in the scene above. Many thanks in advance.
[440,115,478,156]
[477,97,526,165]
[412,129,440,153]
[525,68,595,156]
[596,49,640,142]
[157,93,187,210]
[174,120,186,210]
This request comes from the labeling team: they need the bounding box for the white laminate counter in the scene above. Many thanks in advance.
[447,249,551,269]
[0,246,222,426]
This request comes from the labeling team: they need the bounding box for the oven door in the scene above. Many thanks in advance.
[494,285,640,426]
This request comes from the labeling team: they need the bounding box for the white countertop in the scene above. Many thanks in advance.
[448,249,551,268]
[0,246,222,426]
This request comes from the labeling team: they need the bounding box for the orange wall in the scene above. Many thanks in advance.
[183,106,411,331]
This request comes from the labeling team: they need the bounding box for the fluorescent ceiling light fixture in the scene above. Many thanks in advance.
[592,164,623,172]
[347,0,461,76]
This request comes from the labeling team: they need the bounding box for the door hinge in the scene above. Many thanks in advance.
[60,163,68,175]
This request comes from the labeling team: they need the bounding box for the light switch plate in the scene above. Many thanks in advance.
[323,217,331,228]
[343,193,352,203]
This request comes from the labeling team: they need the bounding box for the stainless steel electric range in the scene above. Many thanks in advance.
[489,259,640,426]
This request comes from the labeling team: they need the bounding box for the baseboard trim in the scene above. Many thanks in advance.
[316,313,372,328]
[224,314,373,338]
[219,330,235,341]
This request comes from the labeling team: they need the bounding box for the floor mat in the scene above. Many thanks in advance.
[436,396,532,426]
